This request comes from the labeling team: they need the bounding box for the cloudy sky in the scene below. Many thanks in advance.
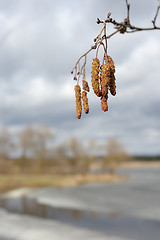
[0,0,160,155]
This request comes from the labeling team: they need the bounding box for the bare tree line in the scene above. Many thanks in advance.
[0,126,130,175]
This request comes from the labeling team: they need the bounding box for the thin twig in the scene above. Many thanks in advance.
[128,25,160,31]
[125,0,130,23]
[71,48,93,73]
[96,43,101,58]
[103,21,107,60]
[101,29,120,41]
[152,3,160,27]
[78,55,87,85]
[95,25,105,44]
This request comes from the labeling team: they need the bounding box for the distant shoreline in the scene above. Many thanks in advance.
[120,161,160,168]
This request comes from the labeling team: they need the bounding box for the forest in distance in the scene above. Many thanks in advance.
[0,125,159,176]
[0,125,160,193]
[0,125,132,175]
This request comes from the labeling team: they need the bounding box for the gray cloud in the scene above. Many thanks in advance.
[0,0,160,155]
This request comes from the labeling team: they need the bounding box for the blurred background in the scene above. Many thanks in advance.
[0,0,160,239]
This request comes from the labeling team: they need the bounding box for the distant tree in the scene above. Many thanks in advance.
[32,125,55,162]
[102,138,130,174]
[67,138,83,174]
[88,140,95,162]
[0,127,14,174]
[0,127,12,160]
[19,126,35,160]
[53,142,69,173]
[66,138,90,174]
[87,139,96,171]
[19,125,55,170]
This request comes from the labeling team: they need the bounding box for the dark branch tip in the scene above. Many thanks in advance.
[97,18,101,24]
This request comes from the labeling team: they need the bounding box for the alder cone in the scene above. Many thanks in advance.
[82,91,89,114]
[82,80,90,92]
[101,96,108,112]
[75,85,82,119]
[91,58,102,97]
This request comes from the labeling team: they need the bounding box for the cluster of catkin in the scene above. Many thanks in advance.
[74,55,116,119]
[92,55,116,112]
[74,80,90,119]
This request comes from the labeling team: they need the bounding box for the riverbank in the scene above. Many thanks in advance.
[1,161,160,193]
[0,173,127,193]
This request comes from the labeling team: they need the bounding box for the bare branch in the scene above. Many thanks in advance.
[98,0,160,33]
[152,3,160,28]
[71,0,160,83]
[71,0,160,119]
[102,29,120,40]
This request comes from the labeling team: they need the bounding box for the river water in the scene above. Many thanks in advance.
[0,167,160,240]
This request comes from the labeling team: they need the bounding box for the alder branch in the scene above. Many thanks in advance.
[98,0,160,32]
[71,0,160,78]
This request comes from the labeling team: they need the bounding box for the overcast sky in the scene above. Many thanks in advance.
[0,0,160,155]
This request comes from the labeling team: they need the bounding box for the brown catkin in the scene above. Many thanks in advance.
[110,72,116,96]
[82,91,89,114]
[107,56,115,73]
[101,96,108,112]
[107,55,116,96]
[82,80,90,92]
[91,58,102,97]
[100,64,110,98]
[75,85,82,119]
